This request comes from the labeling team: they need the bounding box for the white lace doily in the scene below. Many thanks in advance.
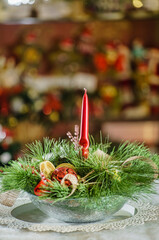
[0,195,159,233]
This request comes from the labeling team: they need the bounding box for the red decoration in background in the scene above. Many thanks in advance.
[137,62,148,73]
[0,88,10,116]
[0,85,23,116]
[115,55,125,72]
[89,99,104,118]
[43,94,62,115]
[59,38,74,51]
[81,28,92,40]
[79,89,89,158]
[78,27,95,54]
[25,32,37,44]
[93,53,107,72]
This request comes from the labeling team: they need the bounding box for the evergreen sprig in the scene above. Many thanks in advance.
[0,138,159,203]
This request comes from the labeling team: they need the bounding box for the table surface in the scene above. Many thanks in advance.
[0,186,159,240]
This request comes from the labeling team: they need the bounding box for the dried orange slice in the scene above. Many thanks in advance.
[40,160,55,178]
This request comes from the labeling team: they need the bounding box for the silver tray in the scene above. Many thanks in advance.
[0,197,159,232]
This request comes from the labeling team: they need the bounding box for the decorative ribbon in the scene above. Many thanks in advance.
[61,174,78,198]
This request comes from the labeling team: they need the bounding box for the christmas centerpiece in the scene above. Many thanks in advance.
[0,89,159,223]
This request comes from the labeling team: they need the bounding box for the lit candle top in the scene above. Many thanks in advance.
[79,88,89,158]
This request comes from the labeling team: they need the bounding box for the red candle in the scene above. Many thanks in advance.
[79,88,89,158]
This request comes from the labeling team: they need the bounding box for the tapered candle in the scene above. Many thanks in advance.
[79,88,89,158]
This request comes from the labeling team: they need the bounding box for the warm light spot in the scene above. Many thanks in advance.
[22,105,29,113]
[100,86,117,98]
[34,100,44,111]
[43,105,52,115]
[28,89,38,99]
[133,0,143,8]
[49,111,59,122]
[9,117,18,127]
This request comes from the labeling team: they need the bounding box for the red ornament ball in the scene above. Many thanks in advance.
[51,167,77,186]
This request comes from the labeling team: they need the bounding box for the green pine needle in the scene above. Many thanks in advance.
[0,137,159,204]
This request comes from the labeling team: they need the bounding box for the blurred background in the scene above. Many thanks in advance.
[0,0,159,165]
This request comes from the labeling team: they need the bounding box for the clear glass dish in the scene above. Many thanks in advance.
[28,193,127,223]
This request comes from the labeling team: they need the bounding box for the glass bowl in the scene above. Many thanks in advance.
[28,194,127,223]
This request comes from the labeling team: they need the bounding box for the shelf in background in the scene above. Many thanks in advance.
[0,16,159,26]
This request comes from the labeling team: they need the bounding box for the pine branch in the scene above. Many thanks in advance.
[0,137,158,205]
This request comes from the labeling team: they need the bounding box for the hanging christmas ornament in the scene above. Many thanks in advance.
[40,160,55,179]
[51,167,77,186]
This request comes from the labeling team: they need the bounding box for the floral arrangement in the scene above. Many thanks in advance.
[0,90,159,207]
[1,137,158,199]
